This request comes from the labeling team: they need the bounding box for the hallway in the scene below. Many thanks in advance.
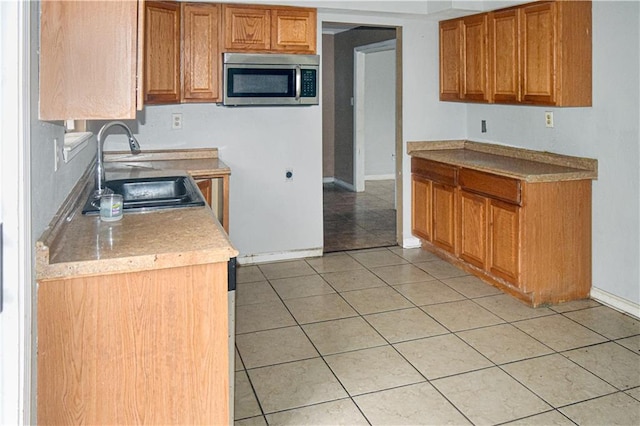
[323,180,396,252]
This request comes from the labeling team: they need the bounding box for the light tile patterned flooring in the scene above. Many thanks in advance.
[323,180,396,252]
[234,247,640,426]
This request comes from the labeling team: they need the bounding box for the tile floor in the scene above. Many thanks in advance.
[234,247,640,425]
[323,180,396,253]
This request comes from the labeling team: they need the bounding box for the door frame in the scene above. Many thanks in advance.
[1,0,32,423]
[353,39,397,192]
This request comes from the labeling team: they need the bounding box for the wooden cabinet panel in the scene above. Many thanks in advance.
[411,176,432,241]
[144,1,181,104]
[462,14,489,101]
[411,157,457,186]
[271,8,316,53]
[490,8,520,103]
[38,263,229,425]
[459,168,521,205]
[39,0,142,119]
[432,183,457,254]
[439,19,462,101]
[520,1,555,105]
[196,178,213,206]
[182,3,221,102]
[459,190,488,269]
[489,200,520,285]
[223,5,271,51]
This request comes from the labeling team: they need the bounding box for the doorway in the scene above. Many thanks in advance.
[322,24,401,253]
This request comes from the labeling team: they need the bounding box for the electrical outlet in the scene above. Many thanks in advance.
[481,120,487,133]
[545,111,554,128]
[172,113,183,129]
[285,168,294,182]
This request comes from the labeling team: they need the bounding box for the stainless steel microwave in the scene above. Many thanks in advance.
[223,53,319,106]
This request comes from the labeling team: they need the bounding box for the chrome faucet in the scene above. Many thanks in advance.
[94,121,141,197]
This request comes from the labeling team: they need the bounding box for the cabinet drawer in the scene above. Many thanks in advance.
[411,157,457,186]
[459,168,521,205]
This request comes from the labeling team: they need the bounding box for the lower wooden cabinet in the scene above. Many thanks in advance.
[488,199,521,285]
[459,190,488,269]
[411,176,431,241]
[37,263,230,425]
[432,182,457,254]
[412,156,592,307]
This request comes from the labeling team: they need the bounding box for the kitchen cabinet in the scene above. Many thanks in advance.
[410,158,457,255]
[182,2,222,102]
[223,4,317,53]
[439,14,489,102]
[39,0,144,119]
[144,1,221,104]
[38,262,230,425]
[411,176,431,241]
[441,0,592,106]
[144,1,181,104]
[410,145,595,307]
[195,174,229,233]
[490,8,519,103]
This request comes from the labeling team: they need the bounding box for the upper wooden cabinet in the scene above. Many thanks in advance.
[223,4,316,53]
[145,1,181,104]
[39,0,144,120]
[144,1,221,104]
[440,0,592,106]
[182,2,222,102]
[439,14,490,103]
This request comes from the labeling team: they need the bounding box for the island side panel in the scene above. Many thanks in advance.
[37,262,229,425]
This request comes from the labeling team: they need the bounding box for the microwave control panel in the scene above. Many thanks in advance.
[301,69,317,98]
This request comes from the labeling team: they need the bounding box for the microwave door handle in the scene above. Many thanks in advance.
[295,66,302,100]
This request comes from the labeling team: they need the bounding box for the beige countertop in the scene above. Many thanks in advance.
[407,140,598,182]
[36,149,238,281]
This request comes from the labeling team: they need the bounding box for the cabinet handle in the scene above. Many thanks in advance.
[295,66,301,100]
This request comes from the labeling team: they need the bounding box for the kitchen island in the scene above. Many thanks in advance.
[408,140,597,307]
[35,150,237,425]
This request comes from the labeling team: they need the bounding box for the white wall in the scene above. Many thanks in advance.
[465,1,640,307]
[100,103,323,259]
[364,48,396,178]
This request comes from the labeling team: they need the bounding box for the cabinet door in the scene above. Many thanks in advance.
[39,0,142,119]
[520,1,556,105]
[439,19,462,101]
[412,176,432,241]
[490,8,520,103]
[270,8,317,53]
[489,199,520,285]
[144,1,181,104]
[461,14,489,102]
[432,183,457,254]
[223,5,271,51]
[459,191,488,268]
[182,3,221,102]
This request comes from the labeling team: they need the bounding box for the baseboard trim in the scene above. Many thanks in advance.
[322,177,335,184]
[402,237,422,249]
[365,174,395,181]
[333,178,355,191]
[590,287,640,319]
[238,248,323,265]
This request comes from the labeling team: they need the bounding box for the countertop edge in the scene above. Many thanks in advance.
[407,140,598,182]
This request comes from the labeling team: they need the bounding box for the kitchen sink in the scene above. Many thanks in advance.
[82,175,206,215]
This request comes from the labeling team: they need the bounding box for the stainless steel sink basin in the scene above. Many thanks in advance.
[82,175,206,215]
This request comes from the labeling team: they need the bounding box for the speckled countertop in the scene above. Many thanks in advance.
[36,149,238,281]
[407,140,598,182]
